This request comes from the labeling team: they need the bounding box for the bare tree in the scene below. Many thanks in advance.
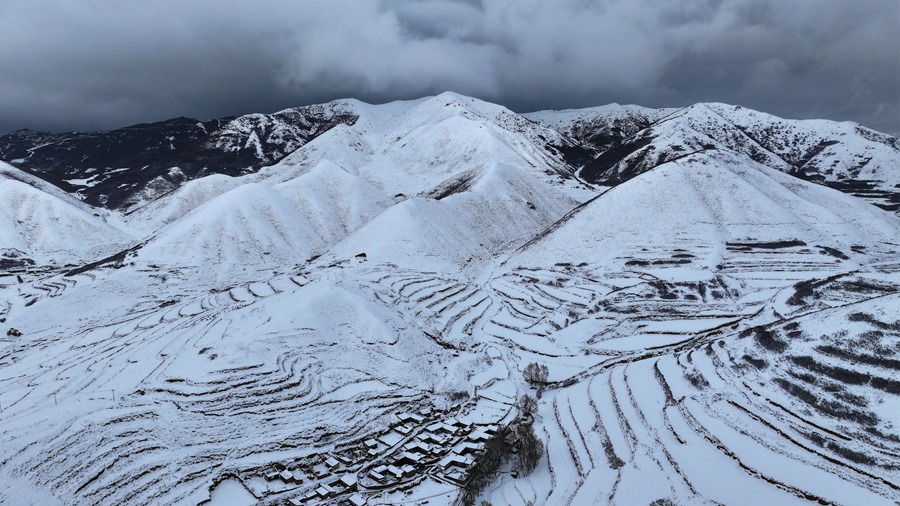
[514,422,544,476]
[522,362,549,396]
[518,393,537,418]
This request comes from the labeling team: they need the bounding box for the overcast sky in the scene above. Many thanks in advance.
[1,0,897,135]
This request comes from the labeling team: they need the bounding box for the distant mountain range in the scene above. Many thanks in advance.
[3,94,898,215]
[0,93,898,506]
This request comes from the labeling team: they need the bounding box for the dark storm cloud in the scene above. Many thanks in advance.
[1,0,897,135]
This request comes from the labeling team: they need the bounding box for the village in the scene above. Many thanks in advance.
[234,406,508,506]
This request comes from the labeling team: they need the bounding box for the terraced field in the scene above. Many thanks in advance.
[0,235,898,506]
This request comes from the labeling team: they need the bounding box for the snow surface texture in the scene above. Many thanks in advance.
[0,92,899,506]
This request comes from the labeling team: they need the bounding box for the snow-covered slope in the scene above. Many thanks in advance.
[123,124,375,235]
[527,102,900,212]
[123,173,244,234]
[255,124,374,183]
[1,94,899,506]
[0,102,359,211]
[122,92,593,274]
[329,162,578,271]
[335,92,586,198]
[136,160,392,280]
[0,162,133,266]
[524,103,676,153]
[511,149,899,271]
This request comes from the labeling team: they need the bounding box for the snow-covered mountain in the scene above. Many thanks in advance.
[526,102,900,212]
[0,93,898,506]
[0,161,134,267]
[0,103,358,210]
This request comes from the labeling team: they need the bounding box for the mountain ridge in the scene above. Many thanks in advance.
[3,95,897,217]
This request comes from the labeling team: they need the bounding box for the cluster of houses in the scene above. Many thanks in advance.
[362,414,497,487]
[283,472,362,506]
[259,454,363,505]
[258,454,359,505]
[251,408,500,505]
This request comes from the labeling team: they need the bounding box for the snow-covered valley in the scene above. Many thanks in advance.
[0,92,898,505]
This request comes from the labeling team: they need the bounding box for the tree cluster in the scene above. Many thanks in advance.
[517,393,537,418]
[523,362,549,396]
[513,422,544,476]
[462,426,513,505]
[462,415,545,505]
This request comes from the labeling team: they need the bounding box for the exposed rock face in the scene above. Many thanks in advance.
[0,103,358,210]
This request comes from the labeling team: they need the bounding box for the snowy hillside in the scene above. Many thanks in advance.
[0,102,358,211]
[0,94,898,506]
[526,102,900,212]
[135,161,393,282]
[524,103,676,154]
[511,149,899,270]
[329,162,579,271]
[0,162,133,268]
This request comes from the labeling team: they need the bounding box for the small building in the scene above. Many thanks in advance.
[444,469,466,483]
[400,464,415,476]
[378,431,403,446]
[316,484,336,499]
[279,470,295,482]
[369,470,385,482]
[347,493,367,506]
[447,417,472,429]
[396,413,424,423]
[364,438,378,449]
[339,474,358,491]
[288,497,304,506]
[427,422,457,435]
[456,441,482,456]
[438,453,474,471]
[399,451,423,465]
[325,456,341,469]
[420,432,448,445]
[394,424,412,435]
[386,465,403,479]
[397,412,425,424]
[403,441,431,454]
[468,429,491,442]
[264,470,280,481]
